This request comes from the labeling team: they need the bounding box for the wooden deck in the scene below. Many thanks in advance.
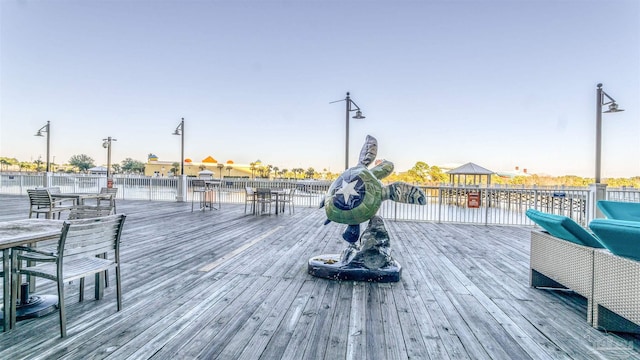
[1,194,638,359]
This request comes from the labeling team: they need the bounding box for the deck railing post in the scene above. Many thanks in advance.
[589,183,607,221]
[176,175,187,202]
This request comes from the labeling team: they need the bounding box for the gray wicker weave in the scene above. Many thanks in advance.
[592,250,640,333]
[530,231,595,324]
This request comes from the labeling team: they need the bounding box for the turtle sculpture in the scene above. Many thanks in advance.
[308,135,427,282]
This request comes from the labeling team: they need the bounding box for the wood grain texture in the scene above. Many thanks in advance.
[0,194,638,359]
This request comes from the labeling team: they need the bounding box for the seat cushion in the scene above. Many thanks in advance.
[589,219,640,261]
[597,201,640,221]
[526,209,604,248]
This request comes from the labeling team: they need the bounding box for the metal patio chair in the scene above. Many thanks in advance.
[11,214,127,337]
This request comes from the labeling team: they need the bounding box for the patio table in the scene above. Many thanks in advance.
[1,219,62,331]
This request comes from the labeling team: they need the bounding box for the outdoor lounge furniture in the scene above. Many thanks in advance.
[244,187,256,214]
[588,218,640,333]
[27,188,74,219]
[97,187,118,213]
[19,204,116,293]
[255,188,274,215]
[278,188,295,214]
[191,180,212,212]
[597,200,640,222]
[68,205,115,219]
[526,209,605,325]
[592,249,640,334]
[11,214,127,337]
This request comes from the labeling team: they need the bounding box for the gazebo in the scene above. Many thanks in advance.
[447,162,494,186]
[88,166,108,175]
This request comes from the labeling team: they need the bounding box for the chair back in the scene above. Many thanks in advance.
[60,214,126,261]
[245,187,255,196]
[191,179,206,188]
[27,188,54,207]
[100,187,118,197]
[47,187,62,194]
[287,188,295,199]
[256,188,271,200]
[68,205,115,219]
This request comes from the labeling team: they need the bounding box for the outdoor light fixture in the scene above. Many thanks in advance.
[34,121,51,172]
[595,83,624,184]
[102,136,117,186]
[172,118,185,176]
[331,92,366,170]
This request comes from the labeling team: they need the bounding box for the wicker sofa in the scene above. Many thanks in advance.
[530,231,597,324]
[597,200,640,222]
[589,218,640,333]
[526,209,606,325]
[592,250,640,333]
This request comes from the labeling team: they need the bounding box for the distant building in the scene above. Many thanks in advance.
[88,166,108,175]
[143,155,252,178]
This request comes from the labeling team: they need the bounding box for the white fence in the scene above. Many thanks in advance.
[2,173,638,226]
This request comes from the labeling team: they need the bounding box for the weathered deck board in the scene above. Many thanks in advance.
[1,194,639,359]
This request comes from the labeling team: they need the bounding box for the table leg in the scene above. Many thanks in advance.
[2,249,10,331]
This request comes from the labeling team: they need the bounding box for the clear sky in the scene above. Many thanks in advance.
[1,0,638,178]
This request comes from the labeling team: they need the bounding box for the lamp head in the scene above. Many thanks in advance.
[603,102,624,113]
[172,130,181,136]
[352,110,366,119]
[35,131,44,137]
[102,141,109,148]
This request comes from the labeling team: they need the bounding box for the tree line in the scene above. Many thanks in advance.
[1,156,639,187]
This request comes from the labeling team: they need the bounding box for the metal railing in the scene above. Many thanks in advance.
[2,173,639,226]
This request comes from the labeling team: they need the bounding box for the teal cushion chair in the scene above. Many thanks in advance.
[525,209,604,248]
[597,201,640,222]
[589,219,640,261]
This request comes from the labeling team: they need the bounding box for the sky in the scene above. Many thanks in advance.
[1,0,639,178]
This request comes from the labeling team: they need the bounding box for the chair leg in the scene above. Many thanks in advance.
[95,271,104,300]
[79,278,85,302]
[57,279,66,337]
[116,266,122,311]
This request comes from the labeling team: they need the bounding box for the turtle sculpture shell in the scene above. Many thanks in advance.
[324,165,383,225]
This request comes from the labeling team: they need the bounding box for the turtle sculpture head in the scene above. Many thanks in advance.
[321,135,427,243]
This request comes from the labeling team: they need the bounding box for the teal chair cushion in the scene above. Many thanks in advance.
[589,219,640,261]
[526,209,604,248]
[597,201,640,222]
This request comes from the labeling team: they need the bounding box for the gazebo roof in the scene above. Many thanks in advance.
[447,162,494,175]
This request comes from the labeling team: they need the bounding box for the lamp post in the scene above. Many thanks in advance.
[331,92,365,170]
[172,118,185,176]
[102,136,117,187]
[34,121,51,172]
[595,83,624,184]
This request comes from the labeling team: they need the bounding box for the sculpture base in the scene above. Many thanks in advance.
[308,254,401,283]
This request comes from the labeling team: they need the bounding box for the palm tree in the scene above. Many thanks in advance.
[226,165,233,177]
